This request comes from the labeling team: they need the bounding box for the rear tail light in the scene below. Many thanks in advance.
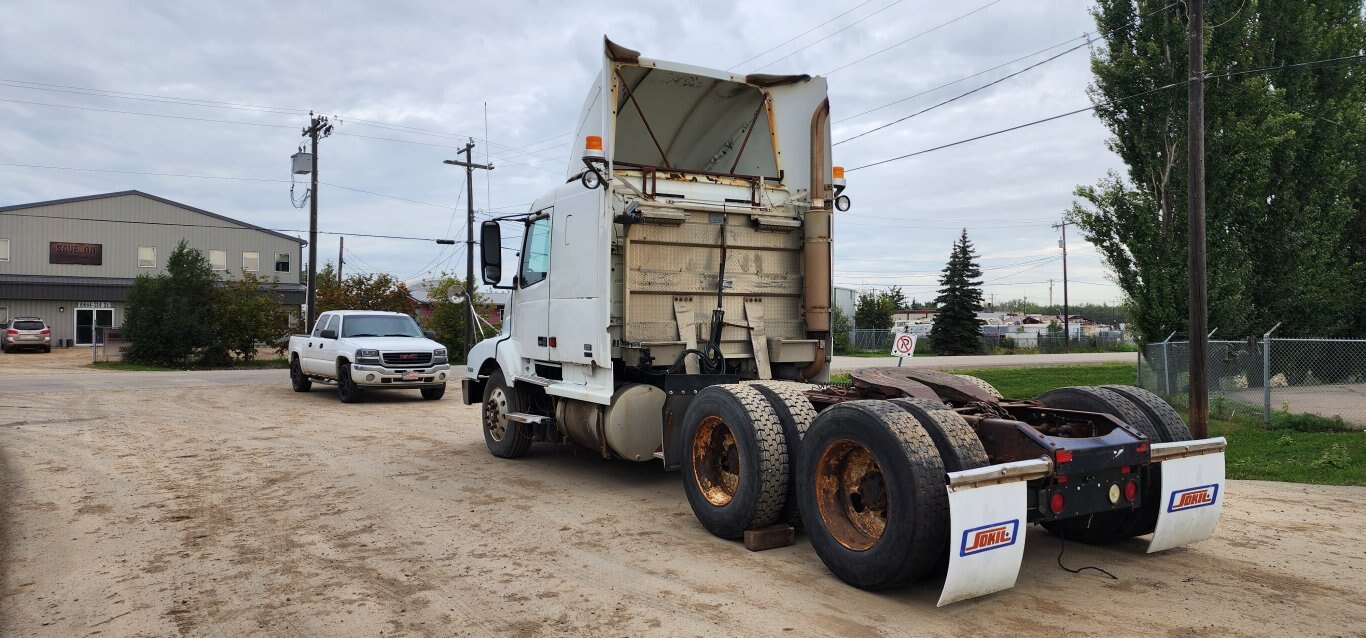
[1124,480,1138,501]
[1120,465,1131,474]
[1054,474,1069,484]
[1055,449,1073,464]
[4,329,16,335]
[1136,442,1149,453]
[1049,492,1065,515]
[40,328,51,335]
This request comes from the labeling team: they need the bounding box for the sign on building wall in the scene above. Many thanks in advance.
[49,242,103,265]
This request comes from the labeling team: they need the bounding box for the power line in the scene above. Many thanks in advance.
[0,210,453,243]
[834,40,1090,145]
[846,54,1366,172]
[0,162,462,209]
[0,97,294,128]
[753,0,908,72]
[834,1,1181,124]
[728,0,878,70]
[823,0,1006,75]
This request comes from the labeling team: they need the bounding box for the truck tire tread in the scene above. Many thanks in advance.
[952,374,1003,400]
[745,381,818,527]
[680,384,789,539]
[888,398,990,472]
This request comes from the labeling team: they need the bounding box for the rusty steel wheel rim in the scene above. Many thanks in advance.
[815,439,890,551]
[692,416,741,507]
[485,387,509,441]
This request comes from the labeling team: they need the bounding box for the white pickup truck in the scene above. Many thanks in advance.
[288,310,450,403]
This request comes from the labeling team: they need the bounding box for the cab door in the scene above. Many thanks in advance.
[303,313,333,375]
[512,211,552,363]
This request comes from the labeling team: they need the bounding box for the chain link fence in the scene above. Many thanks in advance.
[1138,337,1366,427]
[850,329,895,352]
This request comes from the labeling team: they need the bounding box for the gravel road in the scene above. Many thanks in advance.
[1,369,1363,637]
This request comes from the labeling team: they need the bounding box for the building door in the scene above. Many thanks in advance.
[75,308,114,345]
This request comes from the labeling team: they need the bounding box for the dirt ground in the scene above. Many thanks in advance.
[2,371,1364,637]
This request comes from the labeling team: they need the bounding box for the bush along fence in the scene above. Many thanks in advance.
[1138,334,1366,429]
[845,328,1134,355]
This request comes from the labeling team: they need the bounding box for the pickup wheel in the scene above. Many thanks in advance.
[290,357,312,392]
[420,384,446,400]
[798,400,949,590]
[483,370,531,458]
[337,361,363,403]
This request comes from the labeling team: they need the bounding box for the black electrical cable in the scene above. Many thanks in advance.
[1055,524,1119,580]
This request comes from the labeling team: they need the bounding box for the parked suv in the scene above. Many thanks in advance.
[3,317,52,353]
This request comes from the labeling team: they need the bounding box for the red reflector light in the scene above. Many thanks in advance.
[1055,475,1069,484]
[4,329,16,335]
[1120,466,1131,474]
[1136,442,1149,453]
[1055,449,1073,464]
[40,328,51,335]
[1049,492,1065,514]
[1124,480,1138,501]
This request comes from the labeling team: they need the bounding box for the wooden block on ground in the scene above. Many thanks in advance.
[744,524,795,552]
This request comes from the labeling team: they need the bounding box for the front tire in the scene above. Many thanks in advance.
[681,385,789,539]
[799,400,949,590]
[421,384,446,400]
[337,361,362,403]
[290,357,312,392]
[482,370,532,458]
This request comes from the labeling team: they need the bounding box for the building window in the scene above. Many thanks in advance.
[0,307,8,323]
[243,251,259,272]
[0,238,9,262]
[138,246,156,268]
[275,253,291,273]
[210,249,227,271]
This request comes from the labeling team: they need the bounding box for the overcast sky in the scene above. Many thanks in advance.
[1,0,1129,306]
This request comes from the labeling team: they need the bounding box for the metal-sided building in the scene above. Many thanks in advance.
[0,191,306,346]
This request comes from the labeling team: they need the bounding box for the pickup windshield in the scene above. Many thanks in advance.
[340,315,423,338]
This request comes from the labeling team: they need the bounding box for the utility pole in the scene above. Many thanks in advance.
[1187,0,1209,437]
[337,236,344,283]
[1049,279,1054,308]
[300,112,332,332]
[443,139,494,359]
[1053,221,1072,353]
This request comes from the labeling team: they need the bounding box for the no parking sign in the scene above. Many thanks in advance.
[891,332,917,358]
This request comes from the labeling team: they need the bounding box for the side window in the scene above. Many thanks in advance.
[275,253,290,273]
[243,251,259,272]
[0,238,9,262]
[138,246,156,268]
[210,249,227,271]
[312,314,331,337]
[520,215,551,287]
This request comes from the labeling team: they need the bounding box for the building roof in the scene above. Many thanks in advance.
[0,190,307,245]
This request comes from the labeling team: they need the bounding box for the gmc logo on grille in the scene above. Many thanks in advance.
[399,354,418,360]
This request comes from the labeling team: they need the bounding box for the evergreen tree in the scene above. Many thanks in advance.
[929,230,985,355]
[831,305,853,354]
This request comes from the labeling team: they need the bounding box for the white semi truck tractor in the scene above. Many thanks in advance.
[462,38,1227,605]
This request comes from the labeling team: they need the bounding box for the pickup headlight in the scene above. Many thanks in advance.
[356,349,381,364]
[433,348,448,364]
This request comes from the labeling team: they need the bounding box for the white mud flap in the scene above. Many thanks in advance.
[1147,437,1227,553]
[939,458,1051,607]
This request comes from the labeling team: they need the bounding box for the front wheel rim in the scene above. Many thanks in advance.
[814,439,890,551]
[692,416,741,507]
[485,387,509,441]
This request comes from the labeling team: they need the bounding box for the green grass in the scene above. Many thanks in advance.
[90,357,289,372]
[837,349,936,358]
[954,362,1138,398]
[830,361,1363,486]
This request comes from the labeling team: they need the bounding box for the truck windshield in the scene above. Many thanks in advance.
[341,315,423,338]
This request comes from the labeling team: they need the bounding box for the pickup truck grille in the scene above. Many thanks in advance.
[382,352,432,367]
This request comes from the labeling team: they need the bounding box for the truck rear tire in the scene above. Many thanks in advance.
[483,370,532,458]
[337,361,363,403]
[1100,385,1193,441]
[745,381,818,527]
[888,398,990,472]
[681,385,789,539]
[798,400,949,590]
[290,357,312,392]
[952,374,1002,400]
[1036,386,1161,544]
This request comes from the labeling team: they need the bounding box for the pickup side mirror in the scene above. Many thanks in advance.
[320,329,337,340]
[481,220,503,285]
[423,330,436,339]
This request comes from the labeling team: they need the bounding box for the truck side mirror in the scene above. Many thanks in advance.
[320,329,337,340]
[481,220,503,285]
[423,330,437,339]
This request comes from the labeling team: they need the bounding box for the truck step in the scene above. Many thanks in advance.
[506,412,554,425]
[514,374,556,387]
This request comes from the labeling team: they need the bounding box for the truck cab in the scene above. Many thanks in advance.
[462,38,837,466]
